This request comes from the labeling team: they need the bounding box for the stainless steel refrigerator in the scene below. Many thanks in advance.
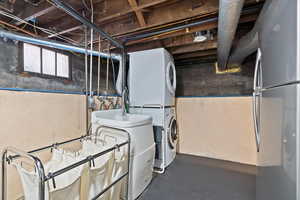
[253,0,299,199]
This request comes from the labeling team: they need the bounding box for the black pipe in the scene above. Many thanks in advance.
[123,5,262,43]
[51,0,124,49]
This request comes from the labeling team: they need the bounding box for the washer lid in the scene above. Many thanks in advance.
[93,110,152,128]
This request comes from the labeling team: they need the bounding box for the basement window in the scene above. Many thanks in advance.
[22,43,70,79]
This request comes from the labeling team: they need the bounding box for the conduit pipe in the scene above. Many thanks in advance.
[217,0,245,69]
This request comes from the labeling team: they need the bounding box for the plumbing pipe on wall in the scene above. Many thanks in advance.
[217,0,245,70]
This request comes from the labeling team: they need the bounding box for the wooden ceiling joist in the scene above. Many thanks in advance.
[174,49,217,60]
[96,0,171,24]
[0,0,263,61]
[170,40,217,54]
[14,2,55,25]
[127,0,146,27]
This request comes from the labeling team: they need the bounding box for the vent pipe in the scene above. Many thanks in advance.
[217,0,245,69]
[228,1,272,67]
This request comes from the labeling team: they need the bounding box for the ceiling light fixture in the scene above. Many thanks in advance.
[194,30,208,42]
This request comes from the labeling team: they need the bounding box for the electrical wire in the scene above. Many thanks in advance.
[0,10,81,45]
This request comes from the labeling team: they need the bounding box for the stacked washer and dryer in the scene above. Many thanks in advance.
[129,48,178,173]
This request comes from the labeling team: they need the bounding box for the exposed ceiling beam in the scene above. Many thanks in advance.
[123,12,257,51]
[15,2,55,25]
[169,40,217,54]
[174,49,217,60]
[127,0,146,27]
[124,11,258,45]
[98,0,219,36]
[125,34,199,52]
[47,25,83,38]
[96,0,171,24]
[0,19,37,36]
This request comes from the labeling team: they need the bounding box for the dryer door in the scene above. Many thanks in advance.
[168,117,178,149]
[166,62,176,96]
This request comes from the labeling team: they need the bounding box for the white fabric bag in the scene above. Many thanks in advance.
[14,148,85,200]
[46,149,84,200]
[80,140,114,200]
[14,163,50,200]
[96,128,129,200]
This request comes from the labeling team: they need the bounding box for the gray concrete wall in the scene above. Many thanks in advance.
[175,61,254,97]
[0,39,117,94]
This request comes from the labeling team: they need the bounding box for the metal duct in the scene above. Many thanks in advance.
[217,0,245,69]
[228,0,272,67]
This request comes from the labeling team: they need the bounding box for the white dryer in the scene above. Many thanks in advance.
[129,48,176,107]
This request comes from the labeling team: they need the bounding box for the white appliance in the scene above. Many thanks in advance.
[129,48,176,107]
[130,107,178,171]
[91,109,155,200]
[254,0,300,199]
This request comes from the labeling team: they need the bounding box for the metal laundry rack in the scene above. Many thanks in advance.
[1,126,131,200]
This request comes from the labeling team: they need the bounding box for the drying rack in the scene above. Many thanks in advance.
[0,125,131,200]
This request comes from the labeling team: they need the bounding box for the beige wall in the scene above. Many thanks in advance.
[176,97,257,166]
[0,90,87,199]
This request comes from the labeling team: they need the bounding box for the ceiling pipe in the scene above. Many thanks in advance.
[217,0,245,70]
[123,5,260,44]
[0,29,120,60]
[51,0,124,49]
[228,0,272,67]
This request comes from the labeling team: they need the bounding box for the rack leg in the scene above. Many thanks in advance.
[1,150,7,200]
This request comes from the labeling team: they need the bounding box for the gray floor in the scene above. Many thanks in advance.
[139,154,256,200]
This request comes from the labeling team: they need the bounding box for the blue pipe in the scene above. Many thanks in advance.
[0,29,120,60]
[0,87,121,96]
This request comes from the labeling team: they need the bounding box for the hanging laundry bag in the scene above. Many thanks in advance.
[46,149,85,200]
[14,163,50,200]
[95,128,129,200]
[14,134,128,200]
[109,150,128,200]
[80,140,114,200]
[14,148,86,200]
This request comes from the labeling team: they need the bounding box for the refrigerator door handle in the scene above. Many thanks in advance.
[252,92,260,152]
[252,49,262,152]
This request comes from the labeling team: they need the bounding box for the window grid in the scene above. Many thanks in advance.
[23,43,70,79]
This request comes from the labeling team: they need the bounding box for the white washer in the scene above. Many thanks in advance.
[164,108,178,167]
[130,107,178,170]
[129,48,176,107]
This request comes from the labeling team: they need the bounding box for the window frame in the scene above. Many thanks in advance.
[19,42,73,81]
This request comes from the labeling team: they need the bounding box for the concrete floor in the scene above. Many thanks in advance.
[138,154,256,200]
